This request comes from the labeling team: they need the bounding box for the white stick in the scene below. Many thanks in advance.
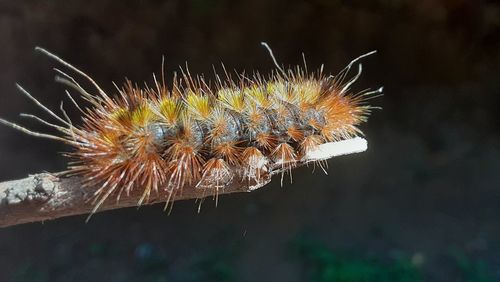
[305,137,368,161]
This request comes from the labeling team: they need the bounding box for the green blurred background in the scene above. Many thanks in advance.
[0,0,499,281]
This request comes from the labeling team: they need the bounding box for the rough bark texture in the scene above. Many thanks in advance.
[0,171,270,228]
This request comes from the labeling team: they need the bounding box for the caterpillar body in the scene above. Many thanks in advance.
[0,43,382,214]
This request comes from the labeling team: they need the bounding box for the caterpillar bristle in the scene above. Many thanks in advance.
[300,135,323,157]
[272,142,298,186]
[241,146,269,185]
[1,44,381,215]
[197,158,233,190]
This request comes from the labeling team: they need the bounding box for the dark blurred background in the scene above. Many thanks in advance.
[1,1,499,281]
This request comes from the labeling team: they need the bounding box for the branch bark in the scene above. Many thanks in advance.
[0,172,268,228]
[0,137,367,228]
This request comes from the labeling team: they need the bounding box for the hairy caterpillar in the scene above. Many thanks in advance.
[0,43,382,215]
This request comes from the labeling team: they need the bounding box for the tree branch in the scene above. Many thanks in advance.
[0,172,265,228]
[0,137,367,228]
